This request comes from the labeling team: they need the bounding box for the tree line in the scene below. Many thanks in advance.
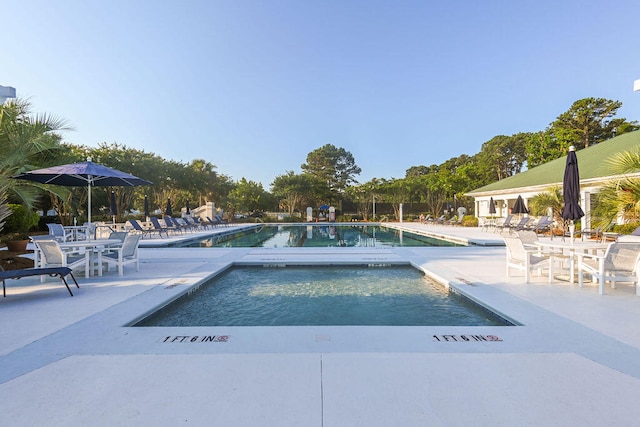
[1,97,638,230]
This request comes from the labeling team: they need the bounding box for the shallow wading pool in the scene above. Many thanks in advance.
[134,266,513,327]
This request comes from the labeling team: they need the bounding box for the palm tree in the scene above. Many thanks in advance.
[529,185,563,223]
[0,99,70,233]
[591,148,640,228]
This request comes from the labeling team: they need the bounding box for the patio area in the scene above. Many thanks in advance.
[1,222,640,426]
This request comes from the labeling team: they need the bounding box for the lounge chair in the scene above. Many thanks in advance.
[128,219,163,239]
[164,216,186,233]
[149,217,172,237]
[503,233,554,283]
[507,216,533,231]
[197,217,211,229]
[0,266,79,297]
[495,215,514,232]
[446,215,465,226]
[183,216,204,230]
[207,216,228,227]
[102,234,141,276]
[176,217,198,232]
[527,216,553,235]
[577,241,640,295]
[432,215,446,225]
[214,214,229,226]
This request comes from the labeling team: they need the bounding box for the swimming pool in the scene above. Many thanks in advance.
[134,266,512,327]
[175,224,462,248]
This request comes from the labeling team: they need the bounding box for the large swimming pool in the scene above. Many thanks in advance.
[174,224,461,248]
[134,266,511,327]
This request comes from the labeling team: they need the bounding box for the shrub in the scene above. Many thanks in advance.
[2,204,40,239]
[461,216,479,227]
[612,222,640,234]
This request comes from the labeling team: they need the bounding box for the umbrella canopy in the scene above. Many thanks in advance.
[489,197,496,215]
[319,204,329,210]
[109,191,117,219]
[144,195,150,218]
[561,146,585,222]
[12,160,153,223]
[512,195,529,215]
[166,198,173,216]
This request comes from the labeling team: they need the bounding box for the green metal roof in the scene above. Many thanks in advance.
[467,130,640,194]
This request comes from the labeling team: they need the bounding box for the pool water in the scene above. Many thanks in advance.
[135,266,511,327]
[176,224,461,248]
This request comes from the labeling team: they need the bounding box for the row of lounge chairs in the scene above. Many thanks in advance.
[127,215,228,238]
[426,214,466,226]
[492,215,553,234]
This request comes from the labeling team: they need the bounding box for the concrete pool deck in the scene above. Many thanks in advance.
[1,222,640,426]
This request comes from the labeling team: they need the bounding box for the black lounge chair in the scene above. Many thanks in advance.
[214,214,229,226]
[0,266,79,297]
[207,216,229,227]
[149,217,172,237]
[185,216,207,230]
[495,215,514,232]
[128,219,163,239]
[526,216,553,235]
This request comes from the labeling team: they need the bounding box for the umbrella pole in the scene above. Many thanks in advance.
[87,181,91,224]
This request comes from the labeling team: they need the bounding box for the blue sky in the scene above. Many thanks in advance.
[4,0,640,188]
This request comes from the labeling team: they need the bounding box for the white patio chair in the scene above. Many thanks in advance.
[34,239,88,280]
[503,234,554,283]
[577,242,640,295]
[46,223,70,242]
[102,234,141,276]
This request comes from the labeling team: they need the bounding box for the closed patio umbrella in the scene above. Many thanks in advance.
[561,146,584,240]
[144,195,150,220]
[166,198,173,216]
[512,195,528,216]
[109,191,117,223]
[489,197,496,215]
[185,200,190,215]
[12,159,152,224]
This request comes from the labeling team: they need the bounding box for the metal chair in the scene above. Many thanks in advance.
[577,242,640,295]
[34,239,88,280]
[503,234,554,283]
[102,234,141,276]
[46,223,69,242]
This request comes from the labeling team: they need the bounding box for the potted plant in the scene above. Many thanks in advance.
[1,204,40,252]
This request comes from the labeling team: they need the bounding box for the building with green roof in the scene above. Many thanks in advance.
[466,130,640,228]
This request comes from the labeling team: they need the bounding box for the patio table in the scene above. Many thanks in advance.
[535,240,609,283]
[34,239,121,278]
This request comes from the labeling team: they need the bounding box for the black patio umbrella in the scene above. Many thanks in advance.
[561,146,584,238]
[185,201,190,215]
[109,191,117,223]
[166,198,173,216]
[489,197,496,215]
[512,195,529,215]
[144,195,150,219]
[12,160,153,223]
[561,146,584,221]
